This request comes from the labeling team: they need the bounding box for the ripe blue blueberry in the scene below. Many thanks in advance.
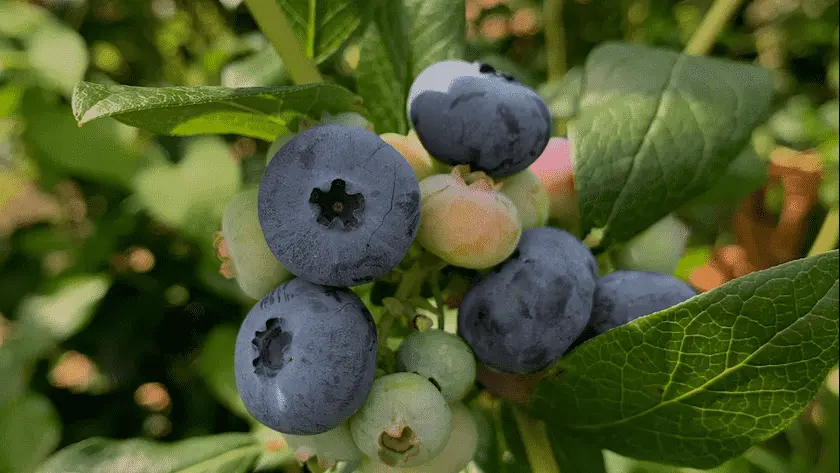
[396,329,477,402]
[407,60,552,178]
[458,228,598,374]
[258,125,421,286]
[589,270,697,335]
[234,278,377,435]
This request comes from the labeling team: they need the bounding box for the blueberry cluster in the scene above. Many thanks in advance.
[218,61,698,472]
[457,228,698,375]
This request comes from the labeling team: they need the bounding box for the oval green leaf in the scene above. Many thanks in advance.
[0,393,61,473]
[71,82,364,141]
[356,0,410,134]
[275,0,374,63]
[356,0,465,134]
[571,42,773,249]
[35,434,261,473]
[530,251,839,469]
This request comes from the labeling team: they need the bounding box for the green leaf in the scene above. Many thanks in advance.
[71,81,364,141]
[683,145,769,206]
[546,429,606,473]
[220,45,286,88]
[531,251,839,469]
[538,67,584,121]
[22,92,142,188]
[499,404,533,473]
[34,434,262,473]
[25,23,89,97]
[469,402,535,473]
[571,42,773,249]
[0,350,27,407]
[133,137,241,239]
[17,274,111,343]
[199,325,251,420]
[403,0,466,77]
[355,0,465,134]
[0,393,61,473]
[250,424,296,471]
[275,0,373,63]
[356,0,410,134]
[817,373,839,473]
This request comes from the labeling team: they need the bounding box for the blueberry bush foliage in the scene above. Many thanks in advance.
[0,0,838,473]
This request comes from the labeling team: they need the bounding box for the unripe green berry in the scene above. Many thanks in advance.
[266,132,296,165]
[498,169,550,230]
[397,329,476,402]
[350,372,452,468]
[357,402,478,473]
[220,187,292,299]
[283,423,362,469]
[319,111,374,131]
[611,214,691,275]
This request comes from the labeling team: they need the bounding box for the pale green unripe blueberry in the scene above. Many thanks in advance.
[498,169,550,230]
[350,372,452,468]
[266,113,372,165]
[283,423,362,469]
[397,330,476,402]
[220,187,292,299]
[266,132,296,164]
[610,214,691,275]
[418,168,521,269]
[356,402,478,473]
[319,111,374,131]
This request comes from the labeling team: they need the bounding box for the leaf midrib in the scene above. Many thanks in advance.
[598,52,681,242]
[568,279,839,431]
[306,0,316,57]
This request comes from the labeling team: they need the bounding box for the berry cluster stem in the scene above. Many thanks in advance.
[683,0,745,56]
[243,0,323,85]
[377,263,423,341]
[429,271,446,329]
[544,0,567,80]
[513,407,562,473]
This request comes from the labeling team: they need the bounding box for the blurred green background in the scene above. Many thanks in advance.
[0,1,837,472]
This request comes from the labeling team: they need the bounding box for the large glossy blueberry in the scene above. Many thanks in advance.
[258,125,421,287]
[234,278,378,435]
[407,60,551,178]
[589,270,697,335]
[457,228,597,374]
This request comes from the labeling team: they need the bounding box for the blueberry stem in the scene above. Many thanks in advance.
[429,271,446,330]
[543,0,567,80]
[335,460,361,473]
[513,407,562,473]
[304,457,326,473]
[242,0,323,85]
[377,263,423,341]
[808,207,839,257]
[683,0,745,56]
